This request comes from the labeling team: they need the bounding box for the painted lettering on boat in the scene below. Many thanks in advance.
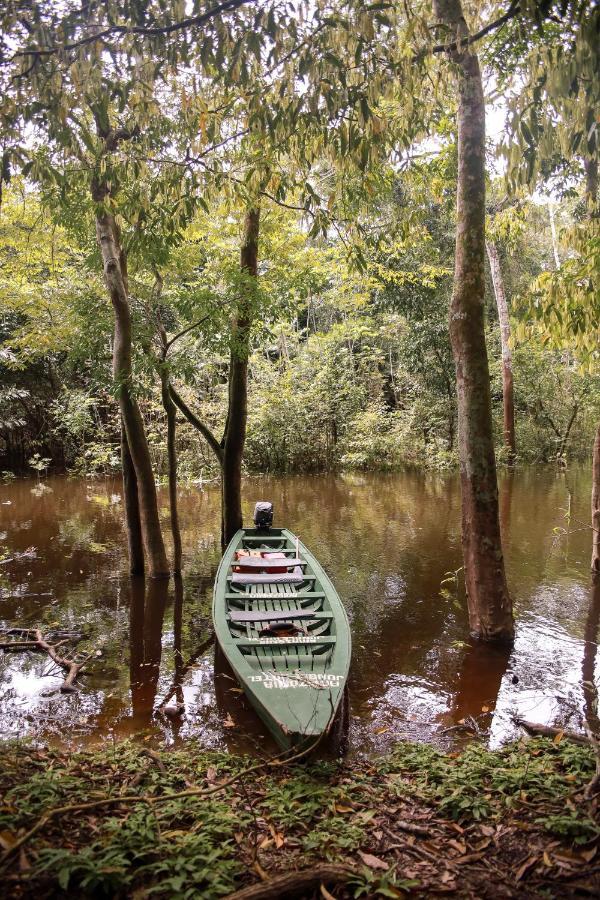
[248,672,343,690]
[245,636,322,644]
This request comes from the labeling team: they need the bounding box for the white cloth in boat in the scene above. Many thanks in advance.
[231,566,304,585]
[233,556,302,569]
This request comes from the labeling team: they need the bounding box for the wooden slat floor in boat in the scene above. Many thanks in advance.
[232,581,333,673]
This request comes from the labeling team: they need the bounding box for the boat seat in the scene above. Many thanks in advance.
[230,568,304,585]
[228,609,333,623]
[232,557,304,570]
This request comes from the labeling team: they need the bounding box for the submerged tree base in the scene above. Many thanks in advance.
[0,738,598,898]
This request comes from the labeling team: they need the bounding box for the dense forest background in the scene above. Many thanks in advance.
[1,171,597,479]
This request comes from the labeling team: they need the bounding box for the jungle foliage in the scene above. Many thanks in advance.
[0,173,597,477]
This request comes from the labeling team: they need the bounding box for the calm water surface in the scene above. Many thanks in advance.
[0,467,597,756]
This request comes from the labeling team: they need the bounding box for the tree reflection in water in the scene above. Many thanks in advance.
[129,578,168,730]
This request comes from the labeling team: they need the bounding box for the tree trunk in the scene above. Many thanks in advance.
[486,239,516,460]
[585,155,599,573]
[94,203,169,578]
[129,578,168,724]
[121,422,145,576]
[154,300,183,577]
[548,201,561,269]
[557,403,578,461]
[161,368,182,574]
[221,207,260,548]
[432,0,513,643]
[593,424,600,573]
[583,577,600,735]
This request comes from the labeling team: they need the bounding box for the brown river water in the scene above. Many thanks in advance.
[0,467,597,757]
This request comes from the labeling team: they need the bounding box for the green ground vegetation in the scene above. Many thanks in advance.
[0,737,598,898]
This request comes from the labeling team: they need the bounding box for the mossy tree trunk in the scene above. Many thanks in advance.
[432,0,514,643]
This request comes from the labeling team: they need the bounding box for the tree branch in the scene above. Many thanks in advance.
[165,314,213,354]
[169,384,224,466]
[430,1,521,57]
[11,0,252,62]
[2,628,86,693]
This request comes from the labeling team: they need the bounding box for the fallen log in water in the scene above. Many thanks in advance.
[1,628,86,693]
[514,718,590,745]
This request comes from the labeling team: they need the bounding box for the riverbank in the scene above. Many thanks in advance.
[1,736,598,898]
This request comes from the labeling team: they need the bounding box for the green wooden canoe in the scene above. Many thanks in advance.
[213,526,351,751]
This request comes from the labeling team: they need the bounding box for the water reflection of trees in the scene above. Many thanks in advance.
[582,578,600,741]
[129,579,168,729]
[448,640,511,733]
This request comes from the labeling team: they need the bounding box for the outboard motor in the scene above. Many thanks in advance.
[253,501,273,530]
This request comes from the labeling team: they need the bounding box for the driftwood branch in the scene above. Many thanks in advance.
[223,865,356,900]
[514,718,590,746]
[2,629,86,693]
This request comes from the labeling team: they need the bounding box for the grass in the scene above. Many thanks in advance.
[0,736,598,898]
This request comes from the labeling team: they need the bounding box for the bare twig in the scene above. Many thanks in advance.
[9,0,252,63]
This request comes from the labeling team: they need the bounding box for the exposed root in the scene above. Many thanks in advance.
[1,628,85,693]
[223,864,356,899]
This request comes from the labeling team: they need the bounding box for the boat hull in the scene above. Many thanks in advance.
[213,527,351,751]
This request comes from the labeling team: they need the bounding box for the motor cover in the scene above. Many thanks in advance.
[253,501,273,529]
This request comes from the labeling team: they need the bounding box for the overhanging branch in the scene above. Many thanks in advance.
[10,0,252,63]
[169,384,223,466]
[430,1,521,57]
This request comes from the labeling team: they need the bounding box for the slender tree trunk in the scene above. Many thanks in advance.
[548,201,561,269]
[486,239,516,460]
[432,0,513,643]
[221,207,260,548]
[161,368,182,574]
[557,403,578,461]
[154,296,183,576]
[121,422,144,576]
[585,155,599,573]
[93,199,169,578]
[593,424,600,573]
